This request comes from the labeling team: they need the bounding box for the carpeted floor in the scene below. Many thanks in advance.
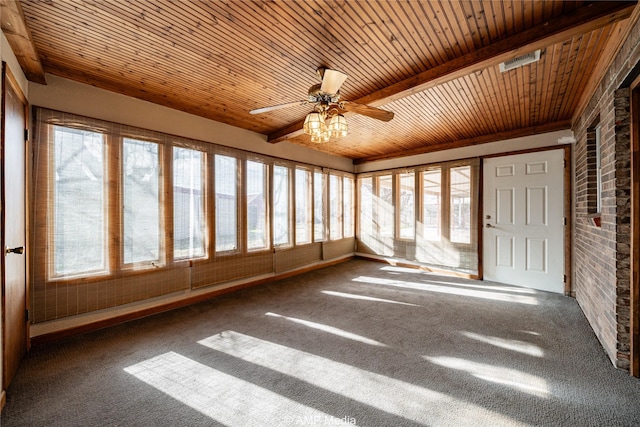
[2,258,640,426]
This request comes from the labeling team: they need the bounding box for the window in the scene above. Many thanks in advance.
[377,175,394,237]
[361,161,477,272]
[246,160,269,250]
[123,138,161,265]
[359,177,374,239]
[215,154,238,252]
[33,108,371,323]
[329,174,343,240]
[343,177,354,238]
[398,173,415,239]
[450,166,471,244]
[422,169,441,241]
[273,165,291,246]
[173,147,205,259]
[295,168,312,245]
[52,126,107,276]
[595,124,602,213]
[314,170,325,242]
[587,120,603,217]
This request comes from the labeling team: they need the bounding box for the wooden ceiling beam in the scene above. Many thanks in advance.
[268,1,635,144]
[0,0,46,84]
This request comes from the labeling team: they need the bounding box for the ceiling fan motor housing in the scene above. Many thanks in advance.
[308,83,341,104]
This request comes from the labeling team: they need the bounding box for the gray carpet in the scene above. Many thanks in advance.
[2,258,640,426]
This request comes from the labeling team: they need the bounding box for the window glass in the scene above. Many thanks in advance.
[247,160,268,250]
[53,126,106,276]
[450,166,471,244]
[215,154,238,252]
[123,138,160,264]
[343,177,354,238]
[314,170,325,242]
[378,175,394,237]
[295,168,312,244]
[359,177,374,239]
[273,165,290,246]
[399,173,415,239]
[422,169,441,241]
[173,147,205,259]
[329,174,343,240]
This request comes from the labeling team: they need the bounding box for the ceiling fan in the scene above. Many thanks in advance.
[250,67,394,143]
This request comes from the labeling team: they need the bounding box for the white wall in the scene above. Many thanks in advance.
[356,129,575,173]
[29,74,355,172]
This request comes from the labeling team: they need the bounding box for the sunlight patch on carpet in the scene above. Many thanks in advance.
[265,312,387,347]
[424,356,550,398]
[380,266,426,274]
[461,331,544,357]
[352,276,539,305]
[199,331,528,426]
[124,351,354,426]
[321,290,421,307]
[423,279,539,295]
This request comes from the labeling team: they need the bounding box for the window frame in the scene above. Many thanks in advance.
[273,163,293,248]
[313,169,326,242]
[595,123,603,214]
[121,136,164,270]
[172,146,207,261]
[245,158,270,252]
[376,174,395,239]
[295,166,313,245]
[448,165,472,245]
[419,167,442,242]
[329,173,344,241]
[214,152,241,255]
[397,172,416,241]
[49,125,110,279]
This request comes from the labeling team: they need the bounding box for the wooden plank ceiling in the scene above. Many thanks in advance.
[11,0,638,162]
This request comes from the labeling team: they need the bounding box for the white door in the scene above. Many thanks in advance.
[483,150,565,293]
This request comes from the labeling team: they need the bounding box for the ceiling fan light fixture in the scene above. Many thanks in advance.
[303,112,326,135]
[328,114,348,138]
[311,131,331,144]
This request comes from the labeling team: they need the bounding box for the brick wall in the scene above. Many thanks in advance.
[573,17,640,370]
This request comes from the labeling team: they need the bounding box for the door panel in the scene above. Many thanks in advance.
[483,150,564,293]
[2,65,27,390]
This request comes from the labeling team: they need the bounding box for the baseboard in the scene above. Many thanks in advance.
[30,255,352,347]
[355,253,479,280]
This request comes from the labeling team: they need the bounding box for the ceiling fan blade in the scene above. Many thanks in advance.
[250,100,307,115]
[341,101,394,122]
[320,68,348,95]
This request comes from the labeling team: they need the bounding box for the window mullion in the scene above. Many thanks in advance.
[163,144,174,265]
[207,152,215,258]
[441,166,451,242]
[109,134,121,274]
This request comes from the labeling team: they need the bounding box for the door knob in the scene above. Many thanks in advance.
[5,246,24,255]
[485,224,493,228]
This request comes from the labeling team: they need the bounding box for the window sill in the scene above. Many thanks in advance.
[586,213,601,228]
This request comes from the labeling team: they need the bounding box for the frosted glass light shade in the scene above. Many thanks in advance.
[328,114,348,138]
[310,131,331,143]
[303,112,326,136]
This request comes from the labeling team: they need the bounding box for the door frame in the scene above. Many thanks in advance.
[479,145,572,295]
[0,62,30,407]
